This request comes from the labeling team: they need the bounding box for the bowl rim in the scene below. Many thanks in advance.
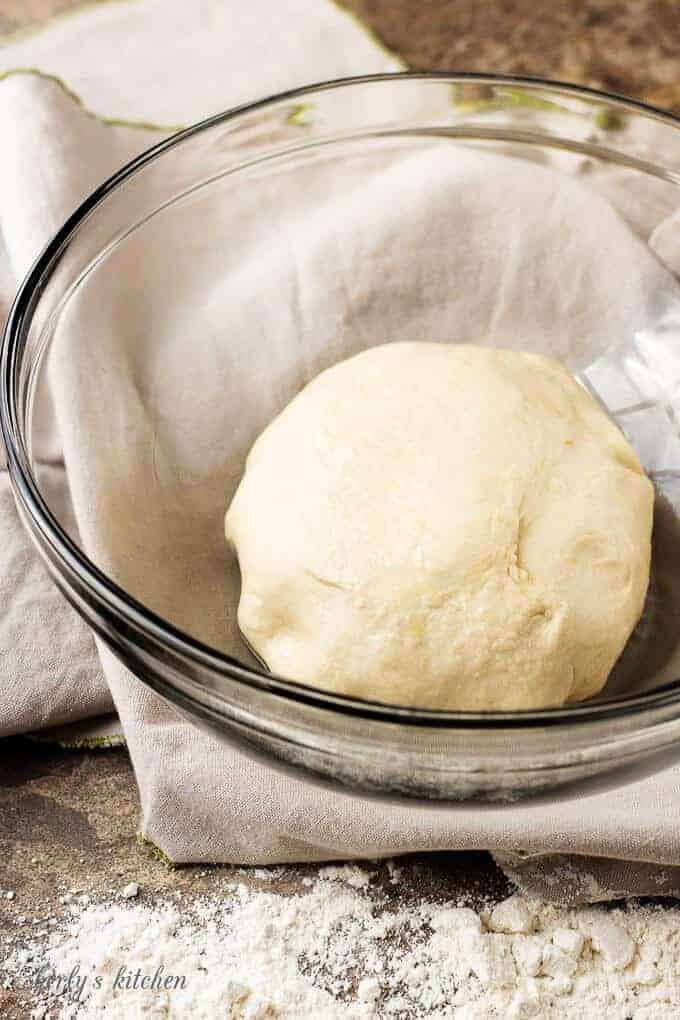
[4,69,680,729]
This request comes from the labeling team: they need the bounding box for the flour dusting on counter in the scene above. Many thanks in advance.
[2,865,680,1018]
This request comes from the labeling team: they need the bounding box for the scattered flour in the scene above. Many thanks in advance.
[2,864,680,1019]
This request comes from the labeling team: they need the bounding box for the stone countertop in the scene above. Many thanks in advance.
[0,2,678,1016]
[346,0,680,113]
[0,737,511,1018]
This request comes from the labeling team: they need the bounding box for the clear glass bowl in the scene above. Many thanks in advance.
[4,73,680,801]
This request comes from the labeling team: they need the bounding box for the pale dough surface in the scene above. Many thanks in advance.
[225,343,654,710]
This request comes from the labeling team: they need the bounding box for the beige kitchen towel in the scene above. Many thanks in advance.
[0,0,402,738]
[2,0,680,903]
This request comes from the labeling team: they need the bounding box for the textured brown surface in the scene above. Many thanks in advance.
[0,2,678,1015]
[345,0,680,112]
[0,738,509,1018]
[0,0,79,36]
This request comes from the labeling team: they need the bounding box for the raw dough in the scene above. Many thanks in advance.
[225,343,653,710]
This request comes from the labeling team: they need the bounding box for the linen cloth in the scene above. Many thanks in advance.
[2,0,680,903]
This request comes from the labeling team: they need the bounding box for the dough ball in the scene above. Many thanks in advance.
[225,343,653,710]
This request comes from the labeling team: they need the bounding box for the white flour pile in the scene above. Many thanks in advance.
[3,864,680,1019]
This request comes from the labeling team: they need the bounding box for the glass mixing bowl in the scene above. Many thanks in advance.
[4,73,680,801]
